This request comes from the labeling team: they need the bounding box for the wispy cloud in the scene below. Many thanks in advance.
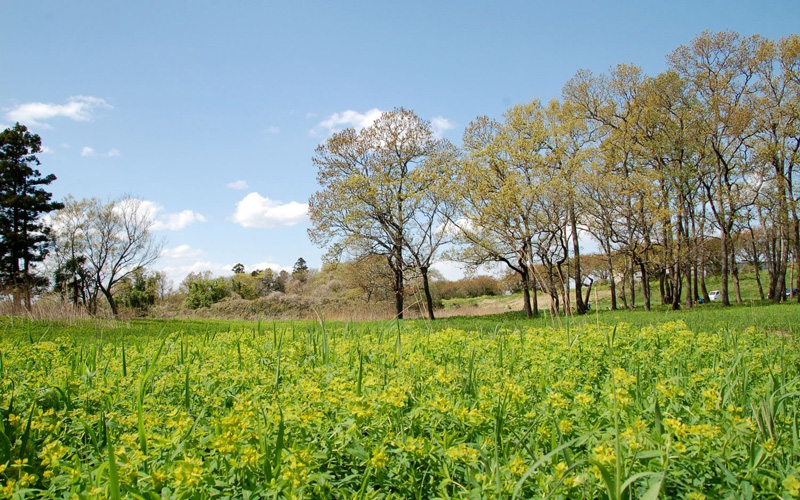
[160,244,206,260]
[5,96,111,128]
[430,116,454,138]
[82,146,120,158]
[264,125,280,135]
[232,192,308,228]
[124,199,207,231]
[311,108,383,135]
[152,209,207,231]
[226,180,249,190]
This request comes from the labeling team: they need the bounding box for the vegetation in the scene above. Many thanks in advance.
[309,108,456,320]
[0,124,63,310]
[0,308,798,498]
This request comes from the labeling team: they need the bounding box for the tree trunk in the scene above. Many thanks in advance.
[420,266,435,320]
[604,237,617,310]
[628,255,636,310]
[569,202,587,314]
[520,267,533,318]
[793,215,800,303]
[639,261,651,311]
[101,285,119,317]
[389,242,404,319]
[720,231,731,306]
[748,224,765,300]
[730,238,742,304]
[582,276,594,308]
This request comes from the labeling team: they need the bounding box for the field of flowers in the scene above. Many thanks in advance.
[0,316,798,499]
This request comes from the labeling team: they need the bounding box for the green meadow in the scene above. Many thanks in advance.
[1,304,799,499]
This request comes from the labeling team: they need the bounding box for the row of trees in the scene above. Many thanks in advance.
[309,31,800,318]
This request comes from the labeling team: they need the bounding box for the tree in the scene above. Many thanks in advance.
[117,267,160,314]
[52,196,163,316]
[452,107,546,318]
[0,123,64,309]
[232,263,245,274]
[309,108,452,319]
[292,257,309,283]
[670,31,763,306]
[184,275,229,309]
[51,196,98,311]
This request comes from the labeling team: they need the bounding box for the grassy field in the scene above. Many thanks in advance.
[440,271,798,320]
[0,306,799,498]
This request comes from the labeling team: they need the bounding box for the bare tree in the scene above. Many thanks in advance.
[54,195,163,316]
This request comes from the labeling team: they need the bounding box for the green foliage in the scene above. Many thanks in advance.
[184,277,229,309]
[0,123,63,304]
[291,257,309,283]
[118,268,161,314]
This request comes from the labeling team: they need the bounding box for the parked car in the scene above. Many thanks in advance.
[709,290,721,301]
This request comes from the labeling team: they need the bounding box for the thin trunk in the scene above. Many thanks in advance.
[628,254,636,310]
[720,231,731,306]
[582,276,594,308]
[101,285,119,317]
[604,236,617,310]
[569,203,586,314]
[639,260,651,312]
[748,224,765,300]
[731,238,742,304]
[390,242,404,319]
[420,266,435,321]
[520,267,533,318]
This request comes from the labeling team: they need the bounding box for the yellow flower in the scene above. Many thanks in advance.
[2,479,16,497]
[783,474,800,496]
[593,445,615,466]
[445,443,480,464]
[370,447,388,470]
[509,455,527,475]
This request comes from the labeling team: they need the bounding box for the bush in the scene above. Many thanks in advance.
[185,278,229,309]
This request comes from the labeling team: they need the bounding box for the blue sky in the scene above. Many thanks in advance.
[2,1,798,285]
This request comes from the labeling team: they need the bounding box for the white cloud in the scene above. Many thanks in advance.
[233,192,308,228]
[81,146,120,158]
[226,180,249,190]
[151,209,207,231]
[312,108,383,135]
[264,125,280,134]
[160,244,205,260]
[5,96,111,127]
[430,116,454,138]
[40,145,54,155]
[117,199,206,232]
